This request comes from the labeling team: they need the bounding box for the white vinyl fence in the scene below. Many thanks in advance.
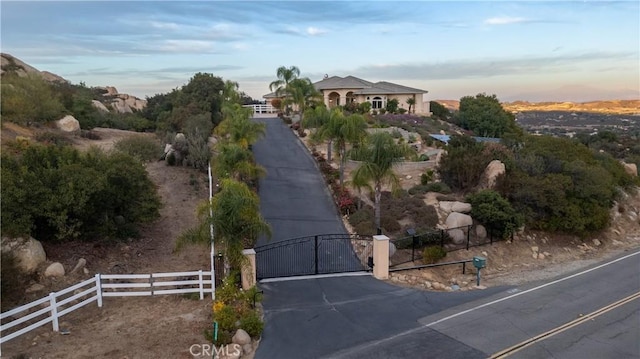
[0,270,214,353]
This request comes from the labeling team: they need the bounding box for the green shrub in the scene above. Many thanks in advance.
[114,136,163,162]
[239,311,264,338]
[0,144,161,241]
[166,152,176,166]
[35,131,71,146]
[348,208,373,226]
[466,190,523,239]
[420,170,434,185]
[425,182,451,194]
[354,221,376,236]
[214,305,238,332]
[423,246,446,264]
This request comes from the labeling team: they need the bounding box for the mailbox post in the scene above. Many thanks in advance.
[473,256,487,286]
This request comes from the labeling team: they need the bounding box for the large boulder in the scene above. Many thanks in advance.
[451,201,472,213]
[475,225,487,239]
[445,212,473,229]
[56,115,80,132]
[1,237,47,274]
[622,162,637,177]
[448,229,465,244]
[110,98,133,114]
[479,160,505,189]
[232,329,251,345]
[91,100,110,113]
[44,262,65,277]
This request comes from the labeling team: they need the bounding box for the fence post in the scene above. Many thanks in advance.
[372,235,390,280]
[241,249,257,290]
[150,273,154,296]
[411,235,417,262]
[95,274,103,308]
[462,262,466,274]
[466,226,471,250]
[314,236,319,275]
[440,229,444,248]
[49,292,59,332]
[198,270,204,300]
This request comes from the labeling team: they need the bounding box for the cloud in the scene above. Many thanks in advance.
[349,51,637,81]
[484,16,527,25]
[148,21,180,30]
[306,27,327,36]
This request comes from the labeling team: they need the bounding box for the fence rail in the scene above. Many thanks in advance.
[0,270,216,352]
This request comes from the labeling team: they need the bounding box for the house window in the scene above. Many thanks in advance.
[372,96,383,109]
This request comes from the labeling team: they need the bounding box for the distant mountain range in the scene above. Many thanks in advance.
[433,99,640,115]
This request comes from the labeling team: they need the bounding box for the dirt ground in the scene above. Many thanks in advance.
[2,125,639,358]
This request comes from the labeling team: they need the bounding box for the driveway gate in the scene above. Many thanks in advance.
[255,234,372,280]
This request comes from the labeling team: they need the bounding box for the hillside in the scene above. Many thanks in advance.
[1,53,147,113]
[431,99,639,115]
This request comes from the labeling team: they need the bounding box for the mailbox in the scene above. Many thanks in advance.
[473,256,486,269]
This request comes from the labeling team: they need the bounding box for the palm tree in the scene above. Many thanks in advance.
[269,66,300,113]
[350,132,414,233]
[213,142,266,184]
[286,77,322,124]
[176,179,271,270]
[319,111,367,187]
[406,97,416,114]
[216,104,266,149]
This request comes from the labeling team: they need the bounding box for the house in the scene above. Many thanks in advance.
[264,75,430,114]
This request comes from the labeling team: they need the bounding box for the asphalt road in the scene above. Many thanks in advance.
[252,118,346,244]
[340,249,639,359]
[251,118,508,358]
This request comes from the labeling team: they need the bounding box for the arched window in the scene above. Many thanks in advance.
[372,96,383,109]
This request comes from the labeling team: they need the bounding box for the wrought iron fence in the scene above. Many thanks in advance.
[389,225,507,267]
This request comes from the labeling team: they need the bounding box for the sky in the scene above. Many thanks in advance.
[1,1,639,102]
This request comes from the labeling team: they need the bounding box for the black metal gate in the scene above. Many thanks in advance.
[255,234,371,280]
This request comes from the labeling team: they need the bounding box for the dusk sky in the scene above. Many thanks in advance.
[2,1,639,102]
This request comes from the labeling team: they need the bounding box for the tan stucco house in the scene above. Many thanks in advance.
[264,75,430,115]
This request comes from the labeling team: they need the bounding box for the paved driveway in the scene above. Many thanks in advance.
[251,118,507,358]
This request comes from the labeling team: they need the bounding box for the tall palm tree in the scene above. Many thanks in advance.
[350,132,414,233]
[406,97,416,114]
[318,111,367,187]
[269,66,300,114]
[285,77,322,124]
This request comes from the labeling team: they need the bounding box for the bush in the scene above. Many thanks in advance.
[35,131,71,146]
[114,136,163,162]
[380,215,401,233]
[466,190,523,239]
[423,246,446,264]
[420,170,434,185]
[349,208,373,226]
[354,221,376,236]
[240,311,264,338]
[1,144,161,241]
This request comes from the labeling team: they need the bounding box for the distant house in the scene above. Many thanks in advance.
[264,75,430,114]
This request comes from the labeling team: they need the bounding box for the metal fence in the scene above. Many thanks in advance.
[0,270,215,354]
[390,225,506,267]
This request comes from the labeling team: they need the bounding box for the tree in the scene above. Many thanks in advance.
[406,97,416,114]
[285,77,322,122]
[177,179,271,270]
[350,132,413,232]
[429,101,451,121]
[216,104,266,149]
[457,93,518,138]
[386,98,399,114]
[269,66,300,114]
[213,142,266,185]
[466,190,523,239]
[438,135,493,192]
[178,72,225,125]
[303,105,332,159]
[317,110,367,186]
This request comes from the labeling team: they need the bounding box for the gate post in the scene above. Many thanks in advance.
[372,235,390,280]
[241,249,257,290]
